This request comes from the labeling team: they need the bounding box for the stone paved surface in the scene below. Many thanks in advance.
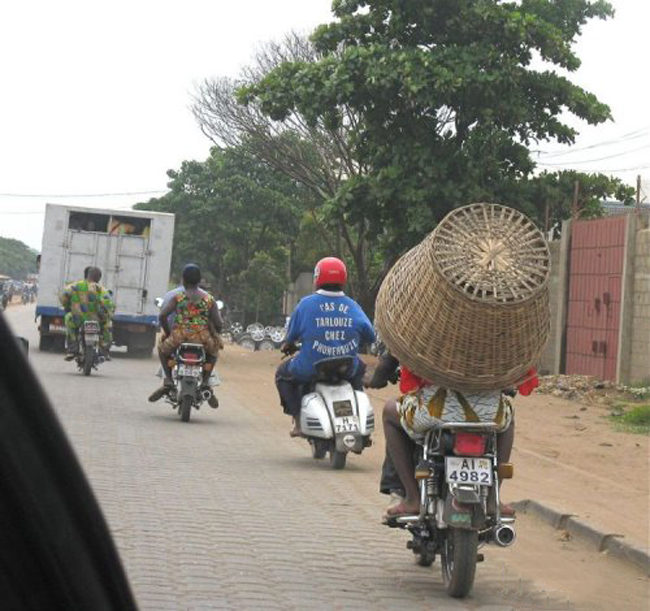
[5,305,644,610]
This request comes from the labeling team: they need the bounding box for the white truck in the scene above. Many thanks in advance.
[36,204,175,355]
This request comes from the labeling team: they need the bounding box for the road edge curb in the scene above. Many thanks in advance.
[512,499,649,575]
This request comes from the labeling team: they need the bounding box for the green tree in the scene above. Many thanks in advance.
[239,0,615,305]
[524,170,635,237]
[136,147,309,323]
[0,237,38,280]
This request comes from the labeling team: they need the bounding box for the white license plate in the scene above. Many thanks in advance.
[334,416,359,433]
[445,457,493,486]
[49,324,66,333]
[85,334,100,343]
[178,364,201,377]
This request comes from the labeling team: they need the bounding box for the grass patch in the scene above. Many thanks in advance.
[610,404,650,434]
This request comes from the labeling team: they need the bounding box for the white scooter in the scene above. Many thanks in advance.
[299,356,374,469]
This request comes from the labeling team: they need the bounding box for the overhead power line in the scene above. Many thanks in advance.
[537,163,650,174]
[538,143,650,166]
[539,126,650,158]
[0,190,167,198]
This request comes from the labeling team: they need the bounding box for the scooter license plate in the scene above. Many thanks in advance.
[178,364,201,377]
[334,416,359,433]
[445,457,493,486]
[85,334,100,344]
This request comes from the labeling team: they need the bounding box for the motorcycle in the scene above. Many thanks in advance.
[385,420,515,598]
[75,320,103,376]
[298,356,374,469]
[163,343,218,422]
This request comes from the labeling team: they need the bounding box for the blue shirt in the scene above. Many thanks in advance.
[286,290,376,381]
[162,286,183,329]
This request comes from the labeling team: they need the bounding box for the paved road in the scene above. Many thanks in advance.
[3,305,644,610]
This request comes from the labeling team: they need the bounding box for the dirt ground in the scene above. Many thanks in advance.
[217,345,649,608]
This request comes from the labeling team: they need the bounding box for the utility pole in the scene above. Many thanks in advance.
[636,174,641,214]
[572,180,580,218]
[544,202,550,236]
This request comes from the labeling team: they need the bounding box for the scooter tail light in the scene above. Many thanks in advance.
[453,432,487,456]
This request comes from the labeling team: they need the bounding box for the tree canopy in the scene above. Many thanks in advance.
[0,237,38,280]
[240,0,615,252]
[183,0,629,319]
[135,146,326,323]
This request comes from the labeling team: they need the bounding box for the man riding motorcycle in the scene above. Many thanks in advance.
[366,352,537,517]
[60,266,111,360]
[275,256,376,437]
[148,264,223,408]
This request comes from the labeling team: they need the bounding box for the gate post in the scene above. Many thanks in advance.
[553,219,572,374]
[616,214,638,384]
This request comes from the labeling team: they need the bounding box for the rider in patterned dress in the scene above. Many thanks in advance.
[149,264,223,406]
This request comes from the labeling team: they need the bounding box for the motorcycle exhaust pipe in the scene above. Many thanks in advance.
[493,524,517,547]
[201,388,213,402]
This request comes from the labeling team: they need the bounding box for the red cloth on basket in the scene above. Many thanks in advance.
[517,368,539,396]
[399,366,428,394]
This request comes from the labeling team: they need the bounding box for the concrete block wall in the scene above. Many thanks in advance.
[629,226,650,383]
[538,240,561,374]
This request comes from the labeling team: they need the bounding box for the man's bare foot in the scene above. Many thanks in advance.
[500,502,516,517]
[385,500,420,517]
[289,419,302,437]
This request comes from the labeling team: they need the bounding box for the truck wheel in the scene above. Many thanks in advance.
[128,345,152,358]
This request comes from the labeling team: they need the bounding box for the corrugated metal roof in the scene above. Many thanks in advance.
[602,200,650,215]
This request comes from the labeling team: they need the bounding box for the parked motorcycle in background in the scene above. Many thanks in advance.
[384,419,515,598]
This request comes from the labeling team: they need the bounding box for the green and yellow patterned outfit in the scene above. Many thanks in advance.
[100,290,115,347]
[60,280,110,351]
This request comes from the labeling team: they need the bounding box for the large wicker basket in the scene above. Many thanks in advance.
[375,203,551,391]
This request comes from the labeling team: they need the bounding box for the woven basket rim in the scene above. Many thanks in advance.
[430,203,551,305]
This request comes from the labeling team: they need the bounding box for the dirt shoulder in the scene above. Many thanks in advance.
[220,346,649,555]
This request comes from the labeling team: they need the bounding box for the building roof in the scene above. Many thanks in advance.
[602,200,650,215]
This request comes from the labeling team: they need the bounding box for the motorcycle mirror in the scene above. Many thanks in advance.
[216,300,224,311]
[154,297,163,308]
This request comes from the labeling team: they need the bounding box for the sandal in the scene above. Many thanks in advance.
[385,501,420,518]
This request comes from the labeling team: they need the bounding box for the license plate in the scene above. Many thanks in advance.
[334,416,359,433]
[333,400,354,417]
[85,334,100,343]
[178,364,201,377]
[445,457,493,486]
[49,324,66,333]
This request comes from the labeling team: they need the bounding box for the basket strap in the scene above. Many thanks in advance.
[426,387,447,419]
[453,391,481,423]
[494,396,507,427]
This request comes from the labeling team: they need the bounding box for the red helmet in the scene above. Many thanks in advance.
[314,257,347,288]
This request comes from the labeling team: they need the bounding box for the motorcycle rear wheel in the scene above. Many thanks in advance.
[180,395,192,422]
[82,348,93,376]
[441,528,478,598]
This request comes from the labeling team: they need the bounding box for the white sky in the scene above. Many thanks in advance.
[0,0,647,250]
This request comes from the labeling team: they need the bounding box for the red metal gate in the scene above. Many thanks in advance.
[565,216,626,380]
